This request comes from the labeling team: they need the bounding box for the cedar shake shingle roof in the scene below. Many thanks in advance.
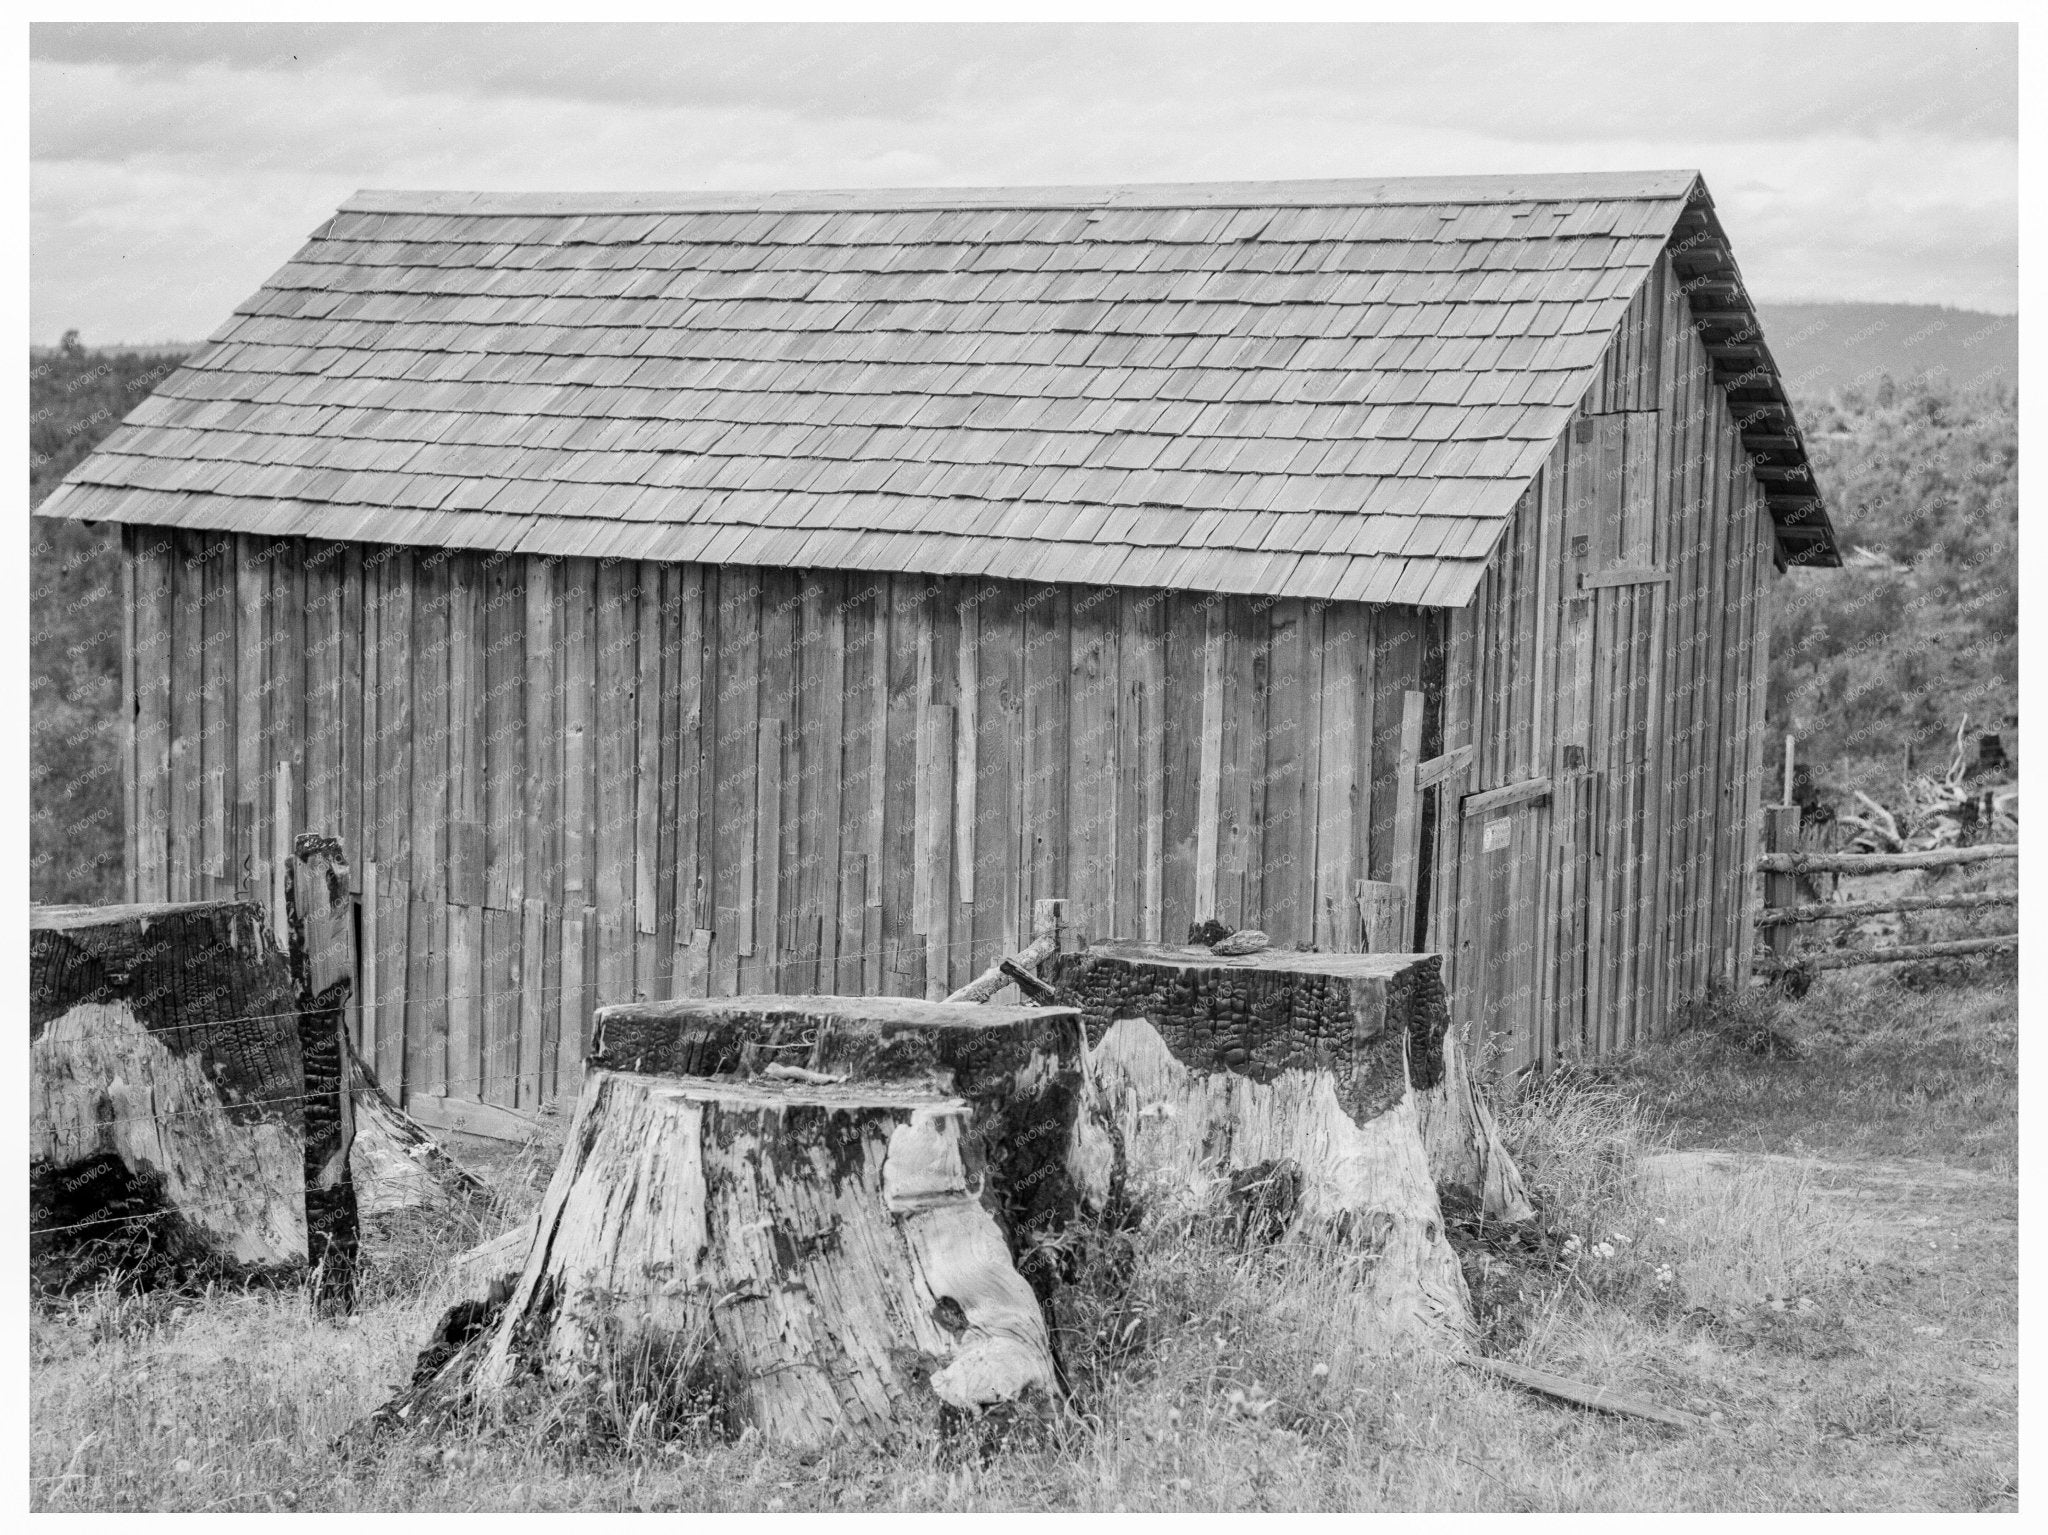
[35,170,1835,602]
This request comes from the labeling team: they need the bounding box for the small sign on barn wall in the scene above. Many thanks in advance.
[1483,817,1513,853]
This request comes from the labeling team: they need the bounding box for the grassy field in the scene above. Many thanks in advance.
[29,963,2017,1512]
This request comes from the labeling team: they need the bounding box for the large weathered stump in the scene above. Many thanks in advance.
[475,1071,1058,1449]
[29,900,353,1295]
[1048,943,1472,1348]
[588,995,1123,1282]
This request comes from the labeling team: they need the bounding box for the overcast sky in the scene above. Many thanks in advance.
[30,21,2018,344]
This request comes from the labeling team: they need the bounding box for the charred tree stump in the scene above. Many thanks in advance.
[588,995,1125,1287]
[30,901,311,1294]
[473,1071,1060,1450]
[1048,943,1473,1349]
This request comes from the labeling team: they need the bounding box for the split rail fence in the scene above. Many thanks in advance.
[1755,804,2017,982]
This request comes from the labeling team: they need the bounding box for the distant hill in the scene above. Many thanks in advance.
[1757,303,2017,402]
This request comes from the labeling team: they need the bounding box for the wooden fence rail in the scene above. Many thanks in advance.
[1757,805,2017,981]
[1757,843,2018,877]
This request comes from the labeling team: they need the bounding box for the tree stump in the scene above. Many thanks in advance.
[588,995,1124,1283]
[474,1071,1059,1450]
[29,901,328,1294]
[1048,943,1472,1349]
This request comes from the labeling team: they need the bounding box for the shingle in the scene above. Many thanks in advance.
[37,172,1784,602]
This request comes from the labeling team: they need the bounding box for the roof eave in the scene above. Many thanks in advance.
[1666,180,1842,568]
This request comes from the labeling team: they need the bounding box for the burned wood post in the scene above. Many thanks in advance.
[283,834,362,1302]
[30,901,313,1294]
[1047,942,1474,1349]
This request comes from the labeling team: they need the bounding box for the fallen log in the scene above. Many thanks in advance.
[473,1072,1060,1449]
[30,900,313,1295]
[1049,943,1473,1350]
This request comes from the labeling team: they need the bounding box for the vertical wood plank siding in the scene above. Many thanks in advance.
[115,272,1778,1099]
[1442,252,1778,1060]
[121,547,1444,1109]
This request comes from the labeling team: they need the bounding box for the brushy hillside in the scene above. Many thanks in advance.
[30,336,188,905]
[24,345,2018,903]
[1768,377,2018,797]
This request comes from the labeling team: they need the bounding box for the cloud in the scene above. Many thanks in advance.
[29,22,2018,342]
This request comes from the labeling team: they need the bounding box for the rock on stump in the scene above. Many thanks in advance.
[588,994,1123,1283]
[1048,942,1472,1348]
[476,1070,1058,1449]
[30,900,356,1296]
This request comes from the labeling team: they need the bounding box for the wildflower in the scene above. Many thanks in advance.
[1653,1264,1675,1288]
[1312,1362,1330,1379]
[1592,1241,1616,1260]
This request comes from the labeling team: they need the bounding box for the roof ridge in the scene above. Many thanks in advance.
[343,170,1702,219]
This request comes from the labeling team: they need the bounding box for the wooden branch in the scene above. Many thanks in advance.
[1768,935,2017,974]
[1459,1355,1704,1429]
[945,897,1066,1003]
[1758,844,2016,875]
[1000,958,1059,1003]
[1758,890,2016,927]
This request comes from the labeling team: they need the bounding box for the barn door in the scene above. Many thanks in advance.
[1454,782,1552,1075]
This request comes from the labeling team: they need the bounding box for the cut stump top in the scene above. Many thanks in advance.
[598,994,1075,1029]
[610,1071,971,1115]
[31,899,261,931]
[1067,942,1440,979]
[590,994,1087,1093]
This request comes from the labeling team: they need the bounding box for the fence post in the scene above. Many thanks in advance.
[1763,805,1803,971]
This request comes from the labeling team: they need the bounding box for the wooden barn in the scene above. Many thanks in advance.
[37,170,1838,1129]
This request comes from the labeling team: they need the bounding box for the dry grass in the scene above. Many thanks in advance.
[30,968,2017,1512]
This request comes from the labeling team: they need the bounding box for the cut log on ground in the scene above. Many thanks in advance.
[589,994,1124,1284]
[1415,1025,1535,1224]
[473,1071,1060,1450]
[30,901,313,1295]
[1048,943,1472,1350]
